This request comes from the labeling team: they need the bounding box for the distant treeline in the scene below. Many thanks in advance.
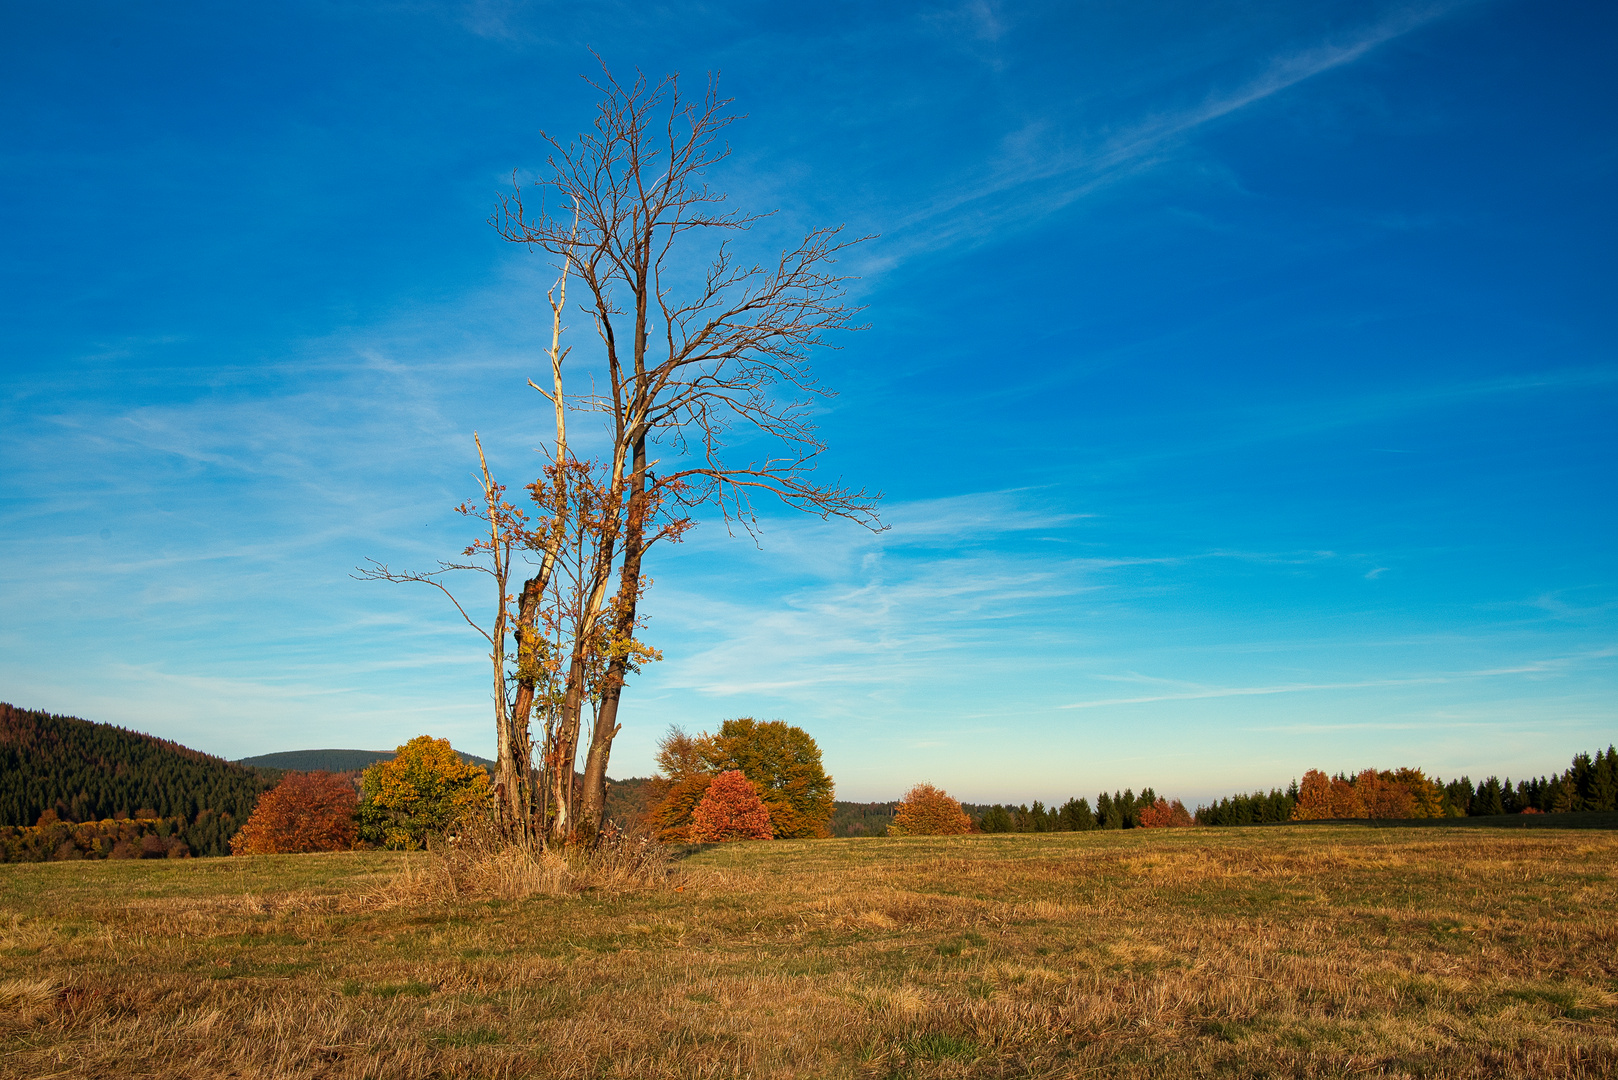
[1196,746,1617,825]
[0,703,279,858]
[832,746,1616,837]
[976,789,1179,832]
[833,790,1179,834]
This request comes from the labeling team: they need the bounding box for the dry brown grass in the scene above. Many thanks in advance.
[1,826,1614,1078]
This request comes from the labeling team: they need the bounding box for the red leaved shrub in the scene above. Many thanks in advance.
[889,783,973,836]
[230,772,358,855]
[690,770,773,842]
[1137,797,1194,828]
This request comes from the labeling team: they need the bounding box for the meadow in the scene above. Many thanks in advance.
[0,826,1614,1079]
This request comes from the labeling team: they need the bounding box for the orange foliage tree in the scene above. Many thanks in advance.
[1291,766,1446,821]
[649,727,712,843]
[888,783,973,836]
[1137,797,1194,828]
[230,772,358,855]
[690,770,773,842]
[1291,770,1334,820]
[1394,768,1445,818]
[1329,775,1365,818]
[1356,769,1413,818]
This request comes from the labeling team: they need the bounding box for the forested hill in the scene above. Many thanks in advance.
[239,748,496,772]
[0,703,278,855]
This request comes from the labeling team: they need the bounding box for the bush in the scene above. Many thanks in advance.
[889,784,973,836]
[230,772,358,855]
[690,770,773,842]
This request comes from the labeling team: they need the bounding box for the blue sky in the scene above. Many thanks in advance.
[1,0,1612,804]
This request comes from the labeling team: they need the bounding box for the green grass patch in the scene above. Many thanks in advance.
[904,1031,978,1061]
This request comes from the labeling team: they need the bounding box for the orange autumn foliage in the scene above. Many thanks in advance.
[230,772,358,855]
[1137,797,1194,828]
[889,783,973,836]
[1291,766,1447,821]
[690,770,773,842]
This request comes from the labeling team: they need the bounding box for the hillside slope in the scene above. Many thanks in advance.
[239,748,495,772]
[0,703,278,856]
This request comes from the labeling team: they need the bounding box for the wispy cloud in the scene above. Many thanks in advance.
[1058,648,1618,709]
[870,3,1470,262]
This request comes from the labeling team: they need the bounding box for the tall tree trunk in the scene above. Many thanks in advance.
[500,571,549,846]
[578,436,648,838]
[546,657,587,846]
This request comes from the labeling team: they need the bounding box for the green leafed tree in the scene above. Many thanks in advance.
[651,719,835,840]
[700,719,835,839]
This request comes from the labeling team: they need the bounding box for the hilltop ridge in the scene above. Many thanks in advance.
[238,747,495,773]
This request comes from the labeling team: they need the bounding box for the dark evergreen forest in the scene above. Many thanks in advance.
[0,703,279,856]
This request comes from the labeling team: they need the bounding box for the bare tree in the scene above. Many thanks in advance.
[356,434,537,840]
[496,66,883,842]
[357,243,582,848]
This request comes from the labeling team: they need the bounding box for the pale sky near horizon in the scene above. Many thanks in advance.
[1,0,1613,805]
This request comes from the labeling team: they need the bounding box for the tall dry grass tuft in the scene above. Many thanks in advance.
[0,977,55,1014]
[383,815,676,904]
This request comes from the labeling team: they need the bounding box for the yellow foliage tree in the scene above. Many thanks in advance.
[358,736,490,849]
[1393,767,1444,818]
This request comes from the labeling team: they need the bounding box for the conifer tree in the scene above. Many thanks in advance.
[1059,797,1096,831]
[978,805,1013,833]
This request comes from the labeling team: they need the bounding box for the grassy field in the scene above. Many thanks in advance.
[1,827,1614,1079]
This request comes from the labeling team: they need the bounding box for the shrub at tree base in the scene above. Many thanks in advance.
[889,783,973,836]
[359,736,491,850]
[230,772,358,855]
[1137,797,1194,828]
[651,775,711,843]
[690,770,773,842]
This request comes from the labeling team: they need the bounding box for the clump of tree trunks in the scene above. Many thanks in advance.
[359,66,879,852]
